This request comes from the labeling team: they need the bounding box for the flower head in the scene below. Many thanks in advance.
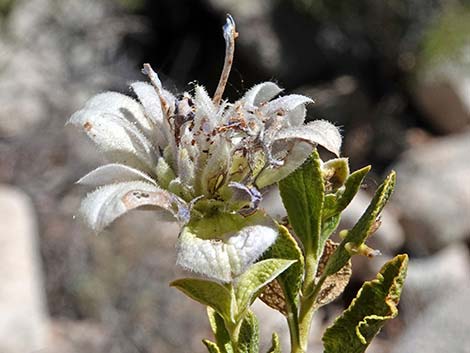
[68,15,341,282]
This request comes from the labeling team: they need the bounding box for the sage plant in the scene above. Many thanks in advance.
[69,15,407,353]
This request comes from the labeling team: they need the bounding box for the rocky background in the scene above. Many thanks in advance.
[1,0,469,352]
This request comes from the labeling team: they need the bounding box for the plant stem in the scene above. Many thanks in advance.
[285,299,301,352]
[225,319,242,352]
[292,250,326,353]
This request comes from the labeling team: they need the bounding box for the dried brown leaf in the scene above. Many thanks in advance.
[315,240,352,307]
[259,279,287,315]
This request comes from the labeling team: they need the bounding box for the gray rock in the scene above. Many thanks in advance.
[390,284,470,353]
[0,0,139,138]
[414,63,470,134]
[399,244,470,321]
[392,132,470,253]
[0,185,49,353]
[45,319,109,353]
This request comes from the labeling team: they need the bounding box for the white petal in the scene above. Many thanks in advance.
[130,81,169,147]
[256,141,313,188]
[80,181,177,232]
[273,120,342,156]
[286,104,307,126]
[194,85,217,129]
[176,212,278,282]
[261,94,313,117]
[77,164,157,186]
[200,136,232,195]
[242,82,283,107]
[80,91,155,138]
[68,93,158,170]
[177,148,195,186]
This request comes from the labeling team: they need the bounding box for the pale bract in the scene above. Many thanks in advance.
[68,16,342,282]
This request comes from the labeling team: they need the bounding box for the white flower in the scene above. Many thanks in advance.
[68,15,342,282]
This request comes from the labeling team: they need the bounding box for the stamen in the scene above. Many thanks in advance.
[213,14,238,106]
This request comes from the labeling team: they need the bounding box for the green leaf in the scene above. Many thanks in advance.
[279,150,324,258]
[235,259,296,318]
[171,278,234,322]
[207,307,234,353]
[322,166,371,221]
[334,166,371,214]
[321,214,341,240]
[238,310,259,353]
[266,333,281,353]
[261,225,304,313]
[203,339,222,353]
[322,254,408,353]
[323,171,396,276]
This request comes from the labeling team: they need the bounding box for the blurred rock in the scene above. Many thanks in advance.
[414,64,470,133]
[0,184,49,353]
[399,244,470,321]
[0,0,140,138]
[392,131,470,254]
[413,8,470,134]
[45,319,108,353]
[390,284,470,353]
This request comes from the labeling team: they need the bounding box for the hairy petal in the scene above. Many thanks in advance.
[273,120,342,156]
[200,135,232,195]
[177,148,195,186]
[242,82,283,107]
[261,94,313,118]
[194,85,217,129]
[256,141,313,189]
[80,181,179,232]
[68,93,158,170]
[176,212,278,282]
[130,81,169,148]
[286,104,307,127]
[77,163,157,186]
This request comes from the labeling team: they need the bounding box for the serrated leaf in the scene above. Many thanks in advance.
[207,308,234,353]
[237,310,259,353]
[266,333,281,353]
[203,339,222,353]
[235,259,296,318]
[279,150,324,258]
[260,225,304,314]
[171,278,234,322]
[322,254,408,353]
[314,240,352,308]
[323,171,396,276]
